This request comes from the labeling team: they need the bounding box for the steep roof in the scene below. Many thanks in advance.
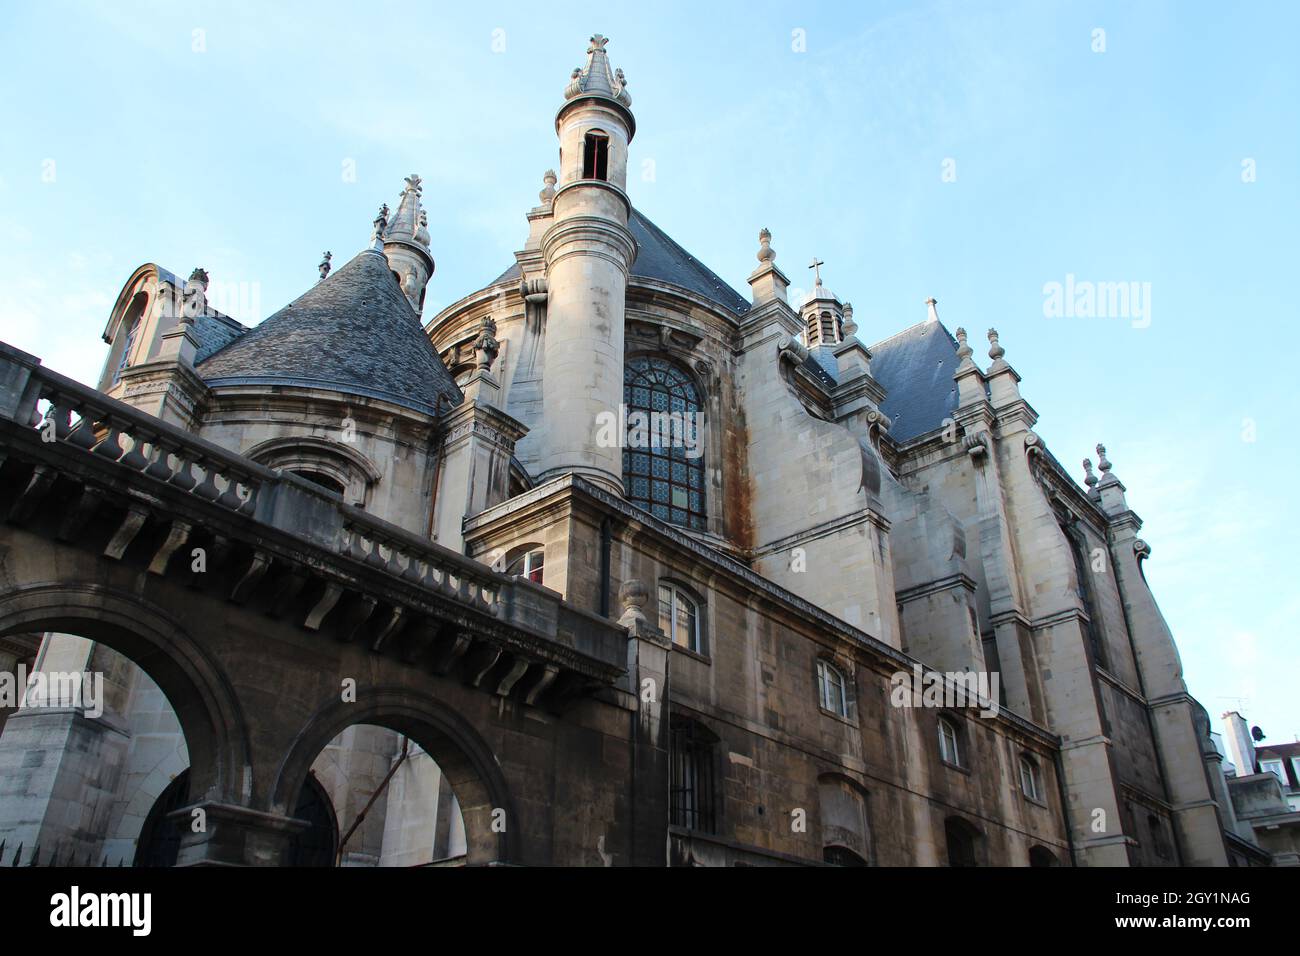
[493,208,750,317]
[869,320,961,443]
[197,249,462,415]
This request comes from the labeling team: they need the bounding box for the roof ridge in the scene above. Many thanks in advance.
[869,317,957,352]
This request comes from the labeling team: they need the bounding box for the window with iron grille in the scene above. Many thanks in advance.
[669,717,717,833]
[582,131,610,181]
[622,356,706,530]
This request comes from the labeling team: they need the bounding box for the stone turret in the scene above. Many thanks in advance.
[381,174,436,315]
[800,258,845,377]
[536,34,639,495]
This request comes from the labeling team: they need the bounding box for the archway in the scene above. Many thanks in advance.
[273,688,514,866]
[1029,845,1059,867]
[0,584,249,863]
[0,583,248,806]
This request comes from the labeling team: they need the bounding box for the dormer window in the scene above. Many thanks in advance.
[582,131,610,181]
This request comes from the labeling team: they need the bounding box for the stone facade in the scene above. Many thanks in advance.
[0,33,1258,866]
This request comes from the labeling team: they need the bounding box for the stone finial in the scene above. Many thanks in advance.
[371,203,389,250]
[842,301,857,338]
[757,227,775,264]
[955,327,972,362]
[925,296,939,324]
[564,34,631,107]
[539,169,558,205]
[472,315,500,371]
[1082,457,1098,489]
[318,251,332,281]
[182,268,209,322]
[618,578,649,629]
[1096,443,1111,476]
[987,328,1005,363]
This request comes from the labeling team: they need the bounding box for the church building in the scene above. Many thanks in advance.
[0,34,1265,867]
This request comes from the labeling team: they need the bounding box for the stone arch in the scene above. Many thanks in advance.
[245,436,382,508]
[0,583,250,806]
[271,687,516,865]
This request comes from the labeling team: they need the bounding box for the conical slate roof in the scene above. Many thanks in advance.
[197,249,462,415]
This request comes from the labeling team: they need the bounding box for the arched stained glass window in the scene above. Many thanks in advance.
[622,356,705,530]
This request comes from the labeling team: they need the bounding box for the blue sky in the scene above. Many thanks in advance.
[1,0,1297,746]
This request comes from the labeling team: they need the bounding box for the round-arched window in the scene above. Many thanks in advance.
[623,356,705,530]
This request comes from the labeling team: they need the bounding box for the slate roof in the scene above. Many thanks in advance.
[492,208,751,317]
[197,249,462,415]
[193,311,248,363]
[868,320,961,443]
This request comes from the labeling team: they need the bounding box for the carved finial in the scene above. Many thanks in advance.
[318,251,332,281]
[404,173,423,195]
[540,169,557,205]
[987,328,1005,362]
[1096,443,1111,475]
[1082,457,1098,488]
[182,268,209,322]
[842,301,857,337]
[955,327,972,361]
[617,578,649,629]
[588,34,609,53]
[756,227,775,264]
[369,203,389,250]
[473,315,500,371]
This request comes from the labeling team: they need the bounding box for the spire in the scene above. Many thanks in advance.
[318,251,332,281]
[925,297,940,324]
[386,174,428,248]
[564,34,631,108]
[379,175,436,314]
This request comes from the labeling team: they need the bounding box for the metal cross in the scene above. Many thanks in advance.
[809,257,824,285]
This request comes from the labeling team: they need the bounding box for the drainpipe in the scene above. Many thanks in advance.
[1052,747,1078,866]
